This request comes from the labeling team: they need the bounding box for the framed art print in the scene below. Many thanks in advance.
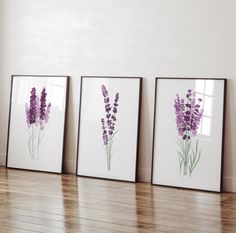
[6,75,69,173]
[152,78,226,192]
[76,76,142,182]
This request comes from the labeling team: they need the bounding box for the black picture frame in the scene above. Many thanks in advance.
[6,75,70,174]
[76,76,142,182]
[151,77,226,192]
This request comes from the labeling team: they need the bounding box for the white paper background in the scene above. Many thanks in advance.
[152,79,225,191]
[7,76,67,173]
[77,77,140,181]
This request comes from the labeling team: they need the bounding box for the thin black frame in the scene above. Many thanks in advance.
[6,75,70,174]
[151,77,227,193]
[76,76,142,183]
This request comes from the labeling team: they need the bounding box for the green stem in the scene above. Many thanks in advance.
[31,126,34,159]
[108,138,111,171]
[36,127,40,160]
[184,139,189,176]
[28,135,32,159]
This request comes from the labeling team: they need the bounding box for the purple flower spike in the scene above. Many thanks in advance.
[28,87,37,125]
[101,118,108,145]
[174,89,203,140]
[35,96,40,126]
[102,85,108,98]
[25,87,51,127]
[25,87,52,160]
[40,87,47,120]
[100,84,120,171]
[44,103,51,124]
[100,85,119,142]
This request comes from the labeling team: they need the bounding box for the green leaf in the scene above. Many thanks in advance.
[192,150,201,172]
[177,151,184,162]
[109,130,119,141]
[177,138,185,150]
[189,151,193,167]
[179,160,183,174]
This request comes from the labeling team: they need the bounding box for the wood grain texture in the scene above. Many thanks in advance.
[0,167,235,233]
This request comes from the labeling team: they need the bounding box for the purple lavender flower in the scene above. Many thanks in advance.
[174,89,203,140]
[101,118,108,145]
[174,89,203,177]
[112,93,119,114]
[101,86,119,137]
[35,96,40,126]
[40,87,47,120]
[101,86,119,139]
[25,87,51,127]
[100,84,120,171]
[102,85,108,98]
[25,87,51,160]
[28,87,37,125]
[44,103,51,124]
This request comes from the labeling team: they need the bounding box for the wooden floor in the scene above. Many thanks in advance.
[0,168,236,233]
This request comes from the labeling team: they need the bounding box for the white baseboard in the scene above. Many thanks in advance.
[0,153,6,166]
[222,176,236,193]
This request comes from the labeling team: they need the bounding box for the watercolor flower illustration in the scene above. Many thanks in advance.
[101,85,119,171]
[25,87,51,159]
[174,89,203,176]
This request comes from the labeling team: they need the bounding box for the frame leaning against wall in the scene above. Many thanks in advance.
[6,75,70,174]
[76,76,142,182]
[151,77,226,192]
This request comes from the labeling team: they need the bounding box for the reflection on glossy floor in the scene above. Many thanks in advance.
[0,168,236,233]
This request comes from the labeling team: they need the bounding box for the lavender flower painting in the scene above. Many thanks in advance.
[174,89,203,177]
[25,87,51,159]
[101,85,119,171]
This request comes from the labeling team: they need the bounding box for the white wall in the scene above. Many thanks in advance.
[0,0,6,164]
[0,0,236,191]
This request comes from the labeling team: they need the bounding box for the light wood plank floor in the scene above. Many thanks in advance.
[0,167,236,233]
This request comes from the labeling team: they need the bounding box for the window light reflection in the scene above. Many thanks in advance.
[195,80,215,137]
[14,77,66,111]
